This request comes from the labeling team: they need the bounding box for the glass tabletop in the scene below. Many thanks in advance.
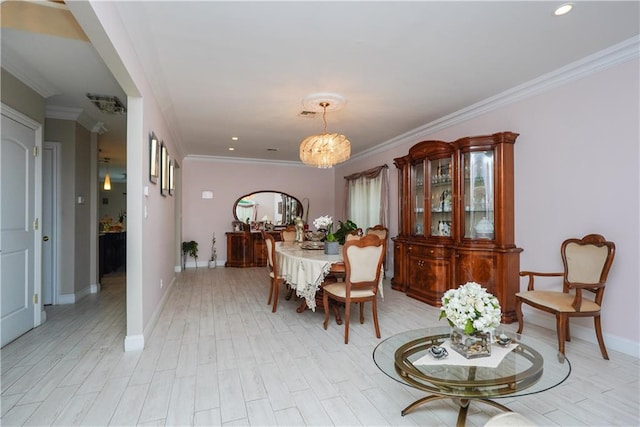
[373,326,571,400]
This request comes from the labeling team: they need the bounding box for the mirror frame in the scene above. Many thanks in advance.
[232,190,303,225]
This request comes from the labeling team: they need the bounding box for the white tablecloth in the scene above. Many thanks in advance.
[275,241,384,311]
[275,241,342,311]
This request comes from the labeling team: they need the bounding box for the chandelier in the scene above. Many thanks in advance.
[299,98,351,168]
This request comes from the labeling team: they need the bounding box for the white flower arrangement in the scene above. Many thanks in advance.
[312,215,336,242]
[313,215,333,230]
[439,282,502,335]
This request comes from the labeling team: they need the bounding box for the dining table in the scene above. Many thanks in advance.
[275,240,384,318]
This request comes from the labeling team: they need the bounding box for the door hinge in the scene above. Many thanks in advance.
[33,218,39,230]
[33,294,38,304]
[33,146,39,157]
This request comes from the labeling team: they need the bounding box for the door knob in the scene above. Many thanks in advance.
[43,236,49,241]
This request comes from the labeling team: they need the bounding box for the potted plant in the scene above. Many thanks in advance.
[208,233,217,269]
[439,282,502,358]
[182,240,199,269]
[333,219,358,245]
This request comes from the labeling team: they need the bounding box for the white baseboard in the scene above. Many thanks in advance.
[183,260,223,269]
[135,276,176,350]
[124,334,144,351]
[524,309,640,358]
[90,283,100,293]
[174,265,182,272]
[58,283,93,304]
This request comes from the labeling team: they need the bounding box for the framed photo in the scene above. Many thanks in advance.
[160,142,169,196]
[232,220,245,232]
[149,132,159,184]
[168,158,175,195]
[250,220,265,232]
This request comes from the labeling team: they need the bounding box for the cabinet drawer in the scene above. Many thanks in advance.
[408,245,451,259]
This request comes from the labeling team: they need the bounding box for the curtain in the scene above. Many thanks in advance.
[344,164,389,230]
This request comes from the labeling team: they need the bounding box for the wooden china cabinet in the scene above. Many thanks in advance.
[391,132,522,323]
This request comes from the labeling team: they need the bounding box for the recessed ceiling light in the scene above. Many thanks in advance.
[232,136,238,141]
[228,147,235,151]
[554,3,573,16]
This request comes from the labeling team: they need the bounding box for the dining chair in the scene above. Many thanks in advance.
[516,234,615,359]
[366,225,389,275]
[281,226,297,242]
[262,231,287,313]
[322,234,385,344]
[345,228,363,241]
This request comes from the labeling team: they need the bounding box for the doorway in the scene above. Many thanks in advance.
[42,142,61,306]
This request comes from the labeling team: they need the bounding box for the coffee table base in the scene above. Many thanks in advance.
[401,394,512,427]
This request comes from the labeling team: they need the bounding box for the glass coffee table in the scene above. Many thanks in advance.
[373,326,571,427]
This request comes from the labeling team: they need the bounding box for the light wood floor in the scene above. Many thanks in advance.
[2,267,639,426]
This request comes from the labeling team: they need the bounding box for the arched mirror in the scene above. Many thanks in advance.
[233,191,303,225]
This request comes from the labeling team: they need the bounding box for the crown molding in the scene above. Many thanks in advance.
[349,36,640,164]
[2,45,61,98]
[45,105,83,121]
[185,154,306,168]
[45,105,108,134]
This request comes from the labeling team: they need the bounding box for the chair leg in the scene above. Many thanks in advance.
[372,298,381,339]
[556,314,567,355]
[267,278,274,306]
[359,302,365,324]
[515,298,524,334]
[594,315,610,360]
[272,279,279,313]
[344,302,351,344]
[322,291,330,330]
[565,321,571,342]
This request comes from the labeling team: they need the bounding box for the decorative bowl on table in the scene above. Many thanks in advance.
[305,230,326,242]
[301,241,324,250]
[428,345,448,360]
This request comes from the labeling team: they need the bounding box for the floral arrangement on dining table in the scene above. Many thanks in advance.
[312,215,336,242]
[439,282,502,358]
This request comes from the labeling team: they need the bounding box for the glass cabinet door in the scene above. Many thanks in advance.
[412,162,425,235]
[429,158,453,237]
[463,150,494,239]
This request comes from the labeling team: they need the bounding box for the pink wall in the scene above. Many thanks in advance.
[182,159,335,264]
[333,59,639,352]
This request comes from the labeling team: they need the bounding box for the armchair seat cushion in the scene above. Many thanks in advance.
[323,282,375,299]
[516,290,600,313]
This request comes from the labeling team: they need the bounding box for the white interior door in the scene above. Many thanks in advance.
[1,113,37,347]
[42,143,58,305]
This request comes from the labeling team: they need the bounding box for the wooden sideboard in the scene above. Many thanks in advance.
[225,231,282,267]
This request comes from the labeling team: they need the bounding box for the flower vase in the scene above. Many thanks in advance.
[324,241,339,255]
[450,327,491,359]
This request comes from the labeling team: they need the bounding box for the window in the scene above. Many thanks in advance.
[344,165,389,229]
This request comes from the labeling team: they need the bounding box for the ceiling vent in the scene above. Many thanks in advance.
[298,110,317,118]
[86,93,127,114]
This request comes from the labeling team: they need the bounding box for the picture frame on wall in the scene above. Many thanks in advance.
[168,158,175,195]
[160,142,169,196]
[149,132,159,184]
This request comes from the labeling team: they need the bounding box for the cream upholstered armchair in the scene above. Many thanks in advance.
[322,234,385,344]
[516,234,615,359]
[262,231,287,313]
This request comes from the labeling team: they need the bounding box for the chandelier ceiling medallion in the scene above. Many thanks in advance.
[299,93,351,168]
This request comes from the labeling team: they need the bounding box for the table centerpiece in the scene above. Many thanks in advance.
[439,282,502,358]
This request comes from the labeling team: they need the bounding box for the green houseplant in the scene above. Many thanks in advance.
[333,219,358,245]
[182,240,199,269]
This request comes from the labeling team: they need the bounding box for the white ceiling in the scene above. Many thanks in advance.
[2,1,639,179]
